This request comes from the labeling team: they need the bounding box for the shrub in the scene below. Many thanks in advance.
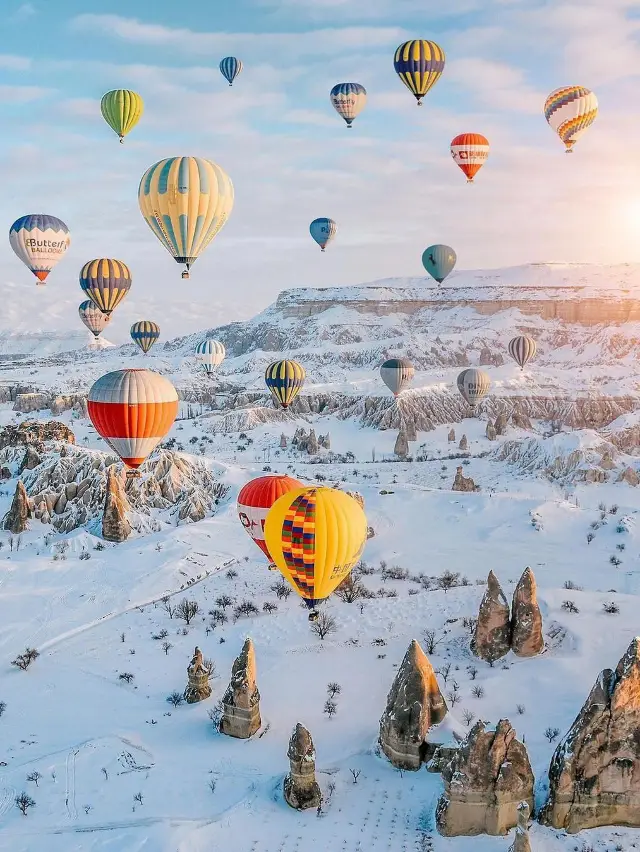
[516,704,526,715]
[563,580,582,591]
[327,682,341,699]
[586,532,594,544]
[15,792,35,816]
[118,673,135,683]
[233,600,259,621]
[610,555,622,567]
[324,699,337,718]
[436,570,460,591]
[262,602,278,614]
[381,565,409,581]
[544,726,560,742]
[603,601,620,614]
[225,568,238,580]
[561,600,579,613]
[209,609,228,628]
[11,648,39,671]
[79,550,91,561]
[0,701,6,717]
[215,595,233,610]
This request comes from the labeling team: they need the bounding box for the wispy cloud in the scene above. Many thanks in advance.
[254,0,481,21]
[447,58,545,114]
[9,3,35,23]
[0,84,52,103]
[0,54,32,71]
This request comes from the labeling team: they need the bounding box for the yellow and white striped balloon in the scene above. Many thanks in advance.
[544,87,597,152]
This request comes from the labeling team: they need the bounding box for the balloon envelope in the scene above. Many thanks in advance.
[138,156,234,278]
[237,474,303,562]
[450,133,489,182]
[422,245,456,283]
[131,321,160,354]
[9,214,70,284]
[544,86,597,151]
[309,218,337,251]
[330,83,367,126]
[100,90,144,142]
[264,486,367,608]
[457,368,490,408]
[265,360,306,409]
[80,258,131,315]
[393,40,445,104]
[79,300,110,339]
[220,57,243,85]
[508,335,537,370]
[87,369,178,470]
[380,357,415,397]
[195,339,225,375]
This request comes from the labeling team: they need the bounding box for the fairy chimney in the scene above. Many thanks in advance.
[510,568,544,658]
[220,638,261,739]
[448,428,456,443]
[472,571,511,662]
[102,465,131,542]
[394,430,409,458]
[509,802,531,852]
[3,479,31,534]
[184,646,212,704]
[283,723,322,810]
[459,434,468,451]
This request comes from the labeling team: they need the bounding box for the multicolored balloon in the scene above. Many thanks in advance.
[544,87,598,152]
[131,321,160,354]
[138,156,234,279]
[380,358,415,397]
[450,133,489,183]
[87,369,178,471]
[265,360,306,410]
[508,335,537,371]
[457,368,490,410]
[100,90,144,143]
[330,83,367,128]
[79,300,110,339]
[264,486,367,614]
[422,245,456,283]
[219,57,243,86]
[309,218,337,252]
[237,474,303,563]
[393,40,445,105]
[195,339,225,376]
[9,215,70,284]
[80,258,131,315]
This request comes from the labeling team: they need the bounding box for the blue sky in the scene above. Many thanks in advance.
[2,0,640,339]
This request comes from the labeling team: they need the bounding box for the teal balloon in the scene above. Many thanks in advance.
[422,245,456,283]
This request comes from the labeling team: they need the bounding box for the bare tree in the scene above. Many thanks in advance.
[471,685,485,699]
[327,682,341,699]
[544,727,560,743]
[324,699,337,718]
[334,574,366,603]
[271,579,292,600]
[423,629,443,655]
[119,672,135,683]
[26,771,41,787]
[166,692,184,707]
[436,662,451,683]
[133,792,143,805]
[161,641,173,655]
[262,602,278,614]
[161,597,176,619]
[350,768,361,784]
[0,701,6,717]
[175,599,199,625]
[15,792,35,816]
[215,595,233,610]
[447,691,461,708]
[462,709,475,727]
[436,570,460,592]
[11,648,39,671]
[310,612,338,640]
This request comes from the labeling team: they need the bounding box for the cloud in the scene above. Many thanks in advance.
[0,84,52,103]
[9,3,35,22]
[446,58,546,113]
[0,55,31,71]
[254,0,481,21]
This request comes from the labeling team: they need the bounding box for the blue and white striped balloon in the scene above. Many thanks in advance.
[309,218,337,252]
[220,57,243,86]
[195,339,226,376]
[330,83,367,127]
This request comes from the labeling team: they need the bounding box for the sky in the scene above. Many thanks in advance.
[2,0,640,340]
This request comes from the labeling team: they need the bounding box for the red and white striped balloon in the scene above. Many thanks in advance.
[87,369,179,469]
[450,133,490,183]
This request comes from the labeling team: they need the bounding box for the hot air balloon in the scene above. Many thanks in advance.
[508,335,537,371]
[330,83,367,128]
[450,133,489,183]
[310,218,337,252]
[138,156,234,279]
[219,57,243,86]
[79,300,110,339]
[80,259,131,315]
[393,40,445,105]
[87,369,178,473]
[195,339,225,376]
[9,215,70,284]
[544,87,598,152]
[457,368,490,412]
[237,474,303,564]
[264,486,367,617]
[380,357,415,397]
[422,245,456,283]
[265,360,306,410]
[131,321,160,354]
[100,90,144,143]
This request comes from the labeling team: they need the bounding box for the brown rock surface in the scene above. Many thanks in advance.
[617,466,640,486]
[394,429,409,458]
[448,428,456,443]
[220,638,261,739]
[509,802,532,852]
[13,393,51,413]
[458,434,469,451]
[283,723,322,810]
[379,640,447,770]
[486,422,497,441]
[472,571,511,662]
[101,465,131,542]
[452,466,478,493]
[0,420,75,451]
[184,646,212,704]
[19,446,41,473]
[511,411,532,430]
[436,719,534,836]
[510,567,544,658]
[540,637,640,832]
[494,413,509,436]
[3,480,31,533]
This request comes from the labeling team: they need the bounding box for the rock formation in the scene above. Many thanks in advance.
[3,480,31,533]
[599,451,616,470]
[379,640,447,770]
[220,638,261,739]
[102,465,131,542]
[346,491,365,509]
[509,802,531,852]
[0,420,75,451]
[452,466,479,492]
[486,422,497,441]
[448,428,456,443]
[13,393,51,413]
[540,637,640,832]
[617,466,640,486]
[436,719,534,836]
[306,429,319,455]
[511,567,544,657]
[184,647,212,704]
[494,413,509,436]
[283,723,322,810]
[402,417,417,442]
[280,433,287,449]
[511,411,532,430]
[394,430,409,458]
[459,434,469,451]
[472,571,511,662]
[19,445,41,473]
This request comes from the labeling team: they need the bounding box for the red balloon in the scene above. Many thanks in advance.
[237,474,303,562]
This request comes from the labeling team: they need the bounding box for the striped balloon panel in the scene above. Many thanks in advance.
[9,214,71,282]
[237,474,303,559]
[330,83,367,124]
[309,218,337,249]
[281,491,318,600]
[265,359,306,409]
[457,368,491,407]
[393,40,445,100]
[380,357,415,396]
[80,258,131,314]
[195,338,225,374]
[131,321,160,354]
[138,157,234,264]
[450,133,490,181]
[508,335,537,369]
[544,87,598,149]
[100,90,144,139]
[79,300,110,338]
[87,369,178,469]
[219,56,243,85]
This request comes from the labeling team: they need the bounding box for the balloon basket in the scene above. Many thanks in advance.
[181,271,190,280]
[308,610,319,622]
[126,469,142,479]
